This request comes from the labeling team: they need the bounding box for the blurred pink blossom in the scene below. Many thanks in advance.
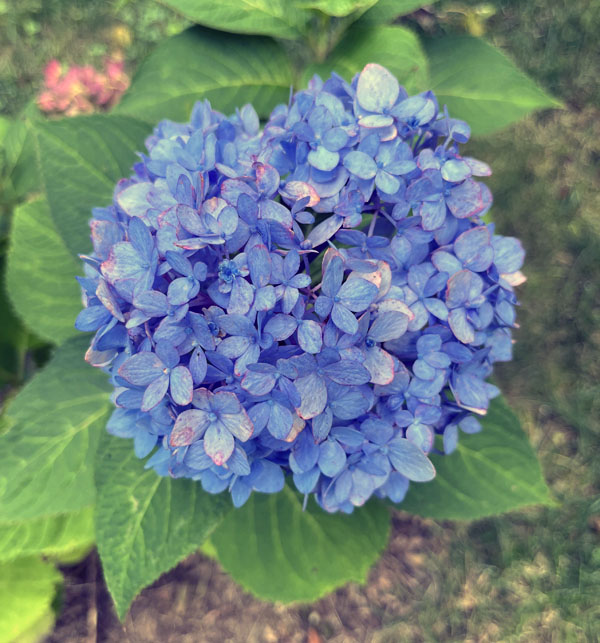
[37,56,130,116]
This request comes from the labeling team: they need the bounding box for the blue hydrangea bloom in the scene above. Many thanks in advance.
[77,64,525,513]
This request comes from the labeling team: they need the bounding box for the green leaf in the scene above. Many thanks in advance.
[95,431,231,620]
[0,506,94,563]
[359,0,435,24]
[116,27,294,124]
[0,336,111,522]
[295,0,378,17]
[302,25,428,94]
[0,557,61,643]
[157,0,310,39]
[32,115,151,256]
[6,198,82,344]
[211,485,390,603]
[400,396,554,520]
[2,119,38,201]
[424,35,562,136]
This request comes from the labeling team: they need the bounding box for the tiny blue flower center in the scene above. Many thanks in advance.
[208,322,219,336]
[218,260,240,283]
[365,337,375,348]
[333,295,341,303]
[208,412,217,422]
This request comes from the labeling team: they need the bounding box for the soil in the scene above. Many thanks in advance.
[47,513,448,643]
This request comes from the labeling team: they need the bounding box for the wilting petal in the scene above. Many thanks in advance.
[204,421,235,466]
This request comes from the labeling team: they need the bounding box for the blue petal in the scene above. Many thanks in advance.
[387,438,435,482]
[119,352,163,386]
[263,314,297,341]
[368,311,408,342]
[337,278,378,312]
[295,372,328,420]
[356,63,400,112]
[318,439,346,477]
[324,359,370,385]
[343,151,377,180]
[267,403,293,440]
[308,146,339,172]
[248,244,271,287]
[252,461,284,493]
[331,302,359,335]
[293,467,320,494]
[297,320,323,354]
[75,305,112,332]
[141,374,169,412]
[184,440,212,470]
[134,430,157,459]
[169,365,193,406]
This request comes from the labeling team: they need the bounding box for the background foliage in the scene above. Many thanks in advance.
[0,0,597,640]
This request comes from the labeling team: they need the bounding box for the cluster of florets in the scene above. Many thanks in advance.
[77,64,525,513]
[37,57,129,116]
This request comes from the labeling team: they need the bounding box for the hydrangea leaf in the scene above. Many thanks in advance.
[399,396,554,520]
[0,117,38,201]
[211,484,390,602]
[95,431,232,621]
[358,0,435,25]
[302,25,428,95]
[116,27,294,123]
[157,0,309,39]
[0,336,111,522]
[31,115,151,256]
[6,198,81,344]
[295,0,378,17]
[0,506,94,563]
[424,35,562,135]
[0,557,61,643]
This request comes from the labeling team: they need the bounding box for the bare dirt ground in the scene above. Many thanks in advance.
[48,513,449,643]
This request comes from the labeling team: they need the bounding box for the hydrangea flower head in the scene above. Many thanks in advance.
[77,63,525,513]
